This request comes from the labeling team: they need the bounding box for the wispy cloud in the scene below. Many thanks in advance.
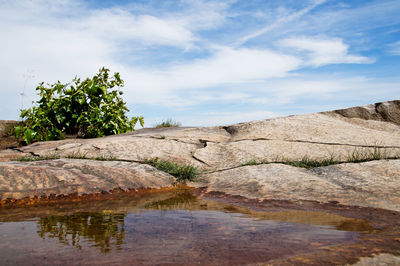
[388,41,400,55]
[235,0,326,46]
[278,37,373,66]
[122,46,301,105]
[80,9,196,49]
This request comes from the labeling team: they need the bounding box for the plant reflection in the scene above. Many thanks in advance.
[37,212,126,253]
[145,190,198,210]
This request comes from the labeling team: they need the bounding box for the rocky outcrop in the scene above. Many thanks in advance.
[0,100,399,210]
[0,159,175,200]
[4,100,400,172]
[0,120,19,150]
[0,120,18,136]
[194,159,400,211]
[327,100,400,125]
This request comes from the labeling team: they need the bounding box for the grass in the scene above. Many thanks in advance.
[241,147,400,169]
[282,157,339,168]
[346,147,389,163]
[92,154,117,161]
[15,154,60,161]
[65,151,88,160]
[154,119,181,128]
[145,158,198,182]
[66,151,117,161]
[15,152,117,162]
[241,159,259,166]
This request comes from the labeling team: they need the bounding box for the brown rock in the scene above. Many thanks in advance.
[1,100,400,211]
[0,159,175,200]
[330,100,400,125]
[196,159,400,211]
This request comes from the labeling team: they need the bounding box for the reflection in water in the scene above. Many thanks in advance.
[0,189,391,265]
[37,212,126,253]
[145,189,198,210]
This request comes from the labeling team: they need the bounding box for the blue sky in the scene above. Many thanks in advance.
[0,0,399,126]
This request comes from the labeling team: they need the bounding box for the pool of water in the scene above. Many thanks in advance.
[0,189,382,265]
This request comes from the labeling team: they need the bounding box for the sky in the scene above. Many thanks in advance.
[0,0,399,127]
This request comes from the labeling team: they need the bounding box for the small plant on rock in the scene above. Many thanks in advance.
[145,158,198,182]
[155,119,181,128]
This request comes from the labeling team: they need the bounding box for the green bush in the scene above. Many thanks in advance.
[15,67,143,144]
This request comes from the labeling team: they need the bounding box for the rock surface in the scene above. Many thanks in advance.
[0,100,399,211]
[348,253,400,266]
[4,100,400,172]
[0,120,19,150]
[194,159,400,211]
[0,159,175,200]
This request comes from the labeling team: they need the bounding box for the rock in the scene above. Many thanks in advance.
[347,253,400,266]
[0,120,19,150]
[0,159,175,200]
[195,159,400,211]
[329,100,400,125]
[7,126,231,169]
[3,100,399,172]
[0,100,399,211]
[0,149,22,162]
[0,120,18,137]
[193,139,400,170]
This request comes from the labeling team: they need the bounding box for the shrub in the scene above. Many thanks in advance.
[15,67,143,144]
[155,119,181,128]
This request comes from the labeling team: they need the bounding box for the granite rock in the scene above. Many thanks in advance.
[0,159,175,200]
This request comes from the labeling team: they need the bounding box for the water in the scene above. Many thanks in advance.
[0,189,377,265]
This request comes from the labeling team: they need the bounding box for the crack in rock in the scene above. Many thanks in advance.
[231,138,400,149]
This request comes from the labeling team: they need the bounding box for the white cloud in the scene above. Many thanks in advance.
[388,41,400,55]
[79,9,195,49]
[174,0,229,31]
[278,37,373,66]
[121,47,302,106]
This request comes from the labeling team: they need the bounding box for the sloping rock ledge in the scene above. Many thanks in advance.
[0,100,399,211]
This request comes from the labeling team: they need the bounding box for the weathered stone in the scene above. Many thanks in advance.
[0,159,175,200]
[0,120,18,137]
[0,100,399,211]
[223,112,400,145]
[329,100,400,125]
[0,149,22,162]
[193,140,400,170]
[5,100,399,173]
[348,253,400,266]
[0,120,19,150]
[196,159,400,211]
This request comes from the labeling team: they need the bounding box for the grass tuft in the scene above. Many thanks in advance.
[66,151,117,161]
[282,156,339,168]
[145,158,198,182]
[155,119,181,128]
[92,154,117,161]
[65,151,88,159]
[15,154,60,162]
[241,159,260,166]
[241,147,400,169]
[346,147,388,163]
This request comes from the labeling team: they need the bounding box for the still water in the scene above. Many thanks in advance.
[0,189,375,265]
